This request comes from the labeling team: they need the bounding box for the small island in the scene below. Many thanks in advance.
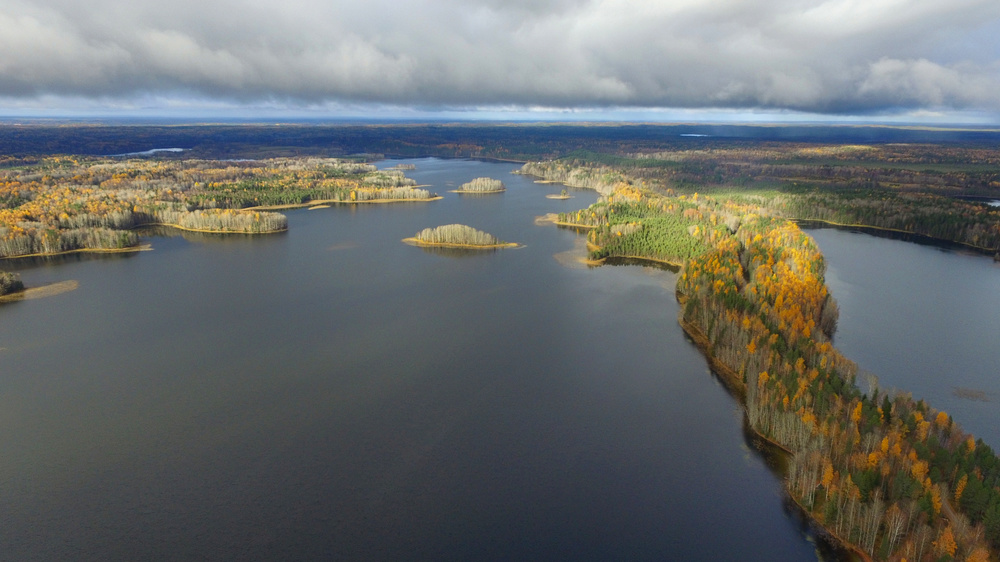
[403,224,518,249]
[546,189,572,200]
[0,271,24,296]
[0,272,79,303]
[453,177,506,194]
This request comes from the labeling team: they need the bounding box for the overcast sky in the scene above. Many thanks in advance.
[2,0,999,122]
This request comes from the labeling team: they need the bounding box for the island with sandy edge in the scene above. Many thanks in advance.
[403,224,518,249]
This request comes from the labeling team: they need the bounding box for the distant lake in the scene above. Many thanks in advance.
[2,158,828,561]
[807,227,1000,449]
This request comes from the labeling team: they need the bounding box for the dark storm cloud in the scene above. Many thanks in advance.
[1,0,998,114]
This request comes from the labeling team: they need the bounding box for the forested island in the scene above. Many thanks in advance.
[403,224,517,249]
[453,177,506,194]
[0,156,433,258]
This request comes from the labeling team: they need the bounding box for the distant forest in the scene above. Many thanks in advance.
[3,122,1000,164]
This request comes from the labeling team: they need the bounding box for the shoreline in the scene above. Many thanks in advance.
[1,244,153,261]
[792,217,998,254]
[401,237,519,250]
[676,299,873,562]
[585,241,684,269]
[785,491,875,562]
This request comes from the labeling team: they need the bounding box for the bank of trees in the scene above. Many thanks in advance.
[520,160,626,195]
[138,206,288,234]
[768,190,1000,251]
[190,166,428,208]
[0,227,137,257]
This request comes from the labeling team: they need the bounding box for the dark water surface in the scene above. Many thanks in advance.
[807,227,1000,449]
[1,159,823,561]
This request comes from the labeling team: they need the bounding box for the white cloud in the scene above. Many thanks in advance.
[0,0,998,115]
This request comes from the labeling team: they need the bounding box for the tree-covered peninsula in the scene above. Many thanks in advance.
[533,163,1000,561]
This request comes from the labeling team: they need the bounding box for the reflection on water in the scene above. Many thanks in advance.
[136,225,289,245]
[603,256,681,273]
[1,248,141,272]
[412,245,501,258]
[552,237,590,269]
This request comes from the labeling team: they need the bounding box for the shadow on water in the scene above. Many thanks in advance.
[739,425,851,561]
[135,225,289,245]
[602,256,681,273]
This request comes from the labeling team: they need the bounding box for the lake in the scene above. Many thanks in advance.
[1,158,827,561]
[806,227,1000,450]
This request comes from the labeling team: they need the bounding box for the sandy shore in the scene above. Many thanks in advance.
[0,280,79,303]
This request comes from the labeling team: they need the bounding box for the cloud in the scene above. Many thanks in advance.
[0,0,998,115]
[857,58,1000,109]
